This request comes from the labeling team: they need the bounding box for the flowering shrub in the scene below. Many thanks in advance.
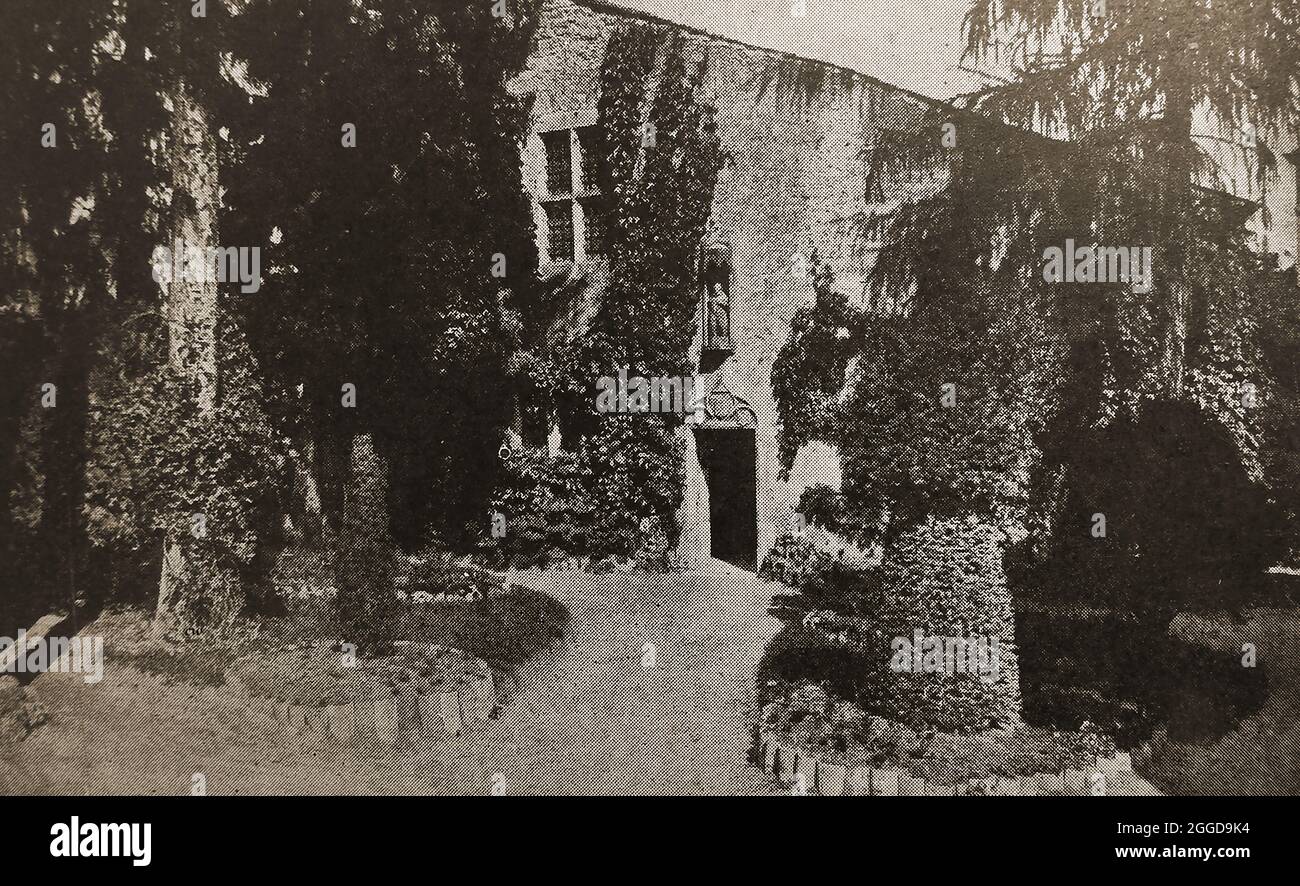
[760,532,882,616]
[759,679,1119,783]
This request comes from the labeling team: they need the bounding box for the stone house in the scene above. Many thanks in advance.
[511,0,1299,570]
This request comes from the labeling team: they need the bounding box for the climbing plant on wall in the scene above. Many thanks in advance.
[537,24,723,562]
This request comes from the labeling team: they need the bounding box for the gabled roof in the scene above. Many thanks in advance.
[576,0,989,103]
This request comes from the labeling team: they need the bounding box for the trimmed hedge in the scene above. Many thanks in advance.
[864,513,1021,732]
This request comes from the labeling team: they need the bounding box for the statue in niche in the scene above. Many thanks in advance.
[709,281,730,341]
[702,243,733,351]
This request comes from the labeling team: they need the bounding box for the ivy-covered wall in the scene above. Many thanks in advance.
[514,0,945,566]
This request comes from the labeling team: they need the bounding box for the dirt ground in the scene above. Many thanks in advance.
[0,564,785,795]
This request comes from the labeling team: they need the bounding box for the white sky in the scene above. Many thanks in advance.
[599,0,988,99]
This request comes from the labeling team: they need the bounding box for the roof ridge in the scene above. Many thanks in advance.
[569,0,963,109]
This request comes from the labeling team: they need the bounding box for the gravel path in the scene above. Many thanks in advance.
[0,563,785,795]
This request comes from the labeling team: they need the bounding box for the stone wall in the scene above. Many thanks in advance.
[515,0,943,567]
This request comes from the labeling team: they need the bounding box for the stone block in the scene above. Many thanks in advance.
[418,693,441,733]
[1097,752,1133,775]
[326,704,354,740]
[374,695,400,744]
[1088,771,1109,795]
[471,674,496,722]
[991,776,1022,796]
[846,766,872,796]
[1063,769,1089,795]
[872,768,900,796]
[778,744,799,787]
[456,686,475,730]
[439,689,463,735]
[301,705,324,739]
[898,774,926,796]
[396,683,420,731]
[1034,772,1065,796]
[818,761,848,796]
[794,753,816,794]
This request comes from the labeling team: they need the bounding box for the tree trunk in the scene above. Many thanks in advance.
[153,79,221,636]
[1157,82,1196,398]
[873,512,1022,732]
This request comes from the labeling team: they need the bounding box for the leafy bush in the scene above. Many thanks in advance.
[759,533,835,587]
[251,583,569,678]
[797,484,848,535]
[487,425,685,569]
[1034,399,1286,613]
[584,415,685,562]
[760,533,881,616]
[389,587,570,674]
[486,446,600,567]
[757,625,877,709]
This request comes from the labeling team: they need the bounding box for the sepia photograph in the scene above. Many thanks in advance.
[0,0,1297,854]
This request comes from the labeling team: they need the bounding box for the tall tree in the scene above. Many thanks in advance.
[773,0,1298,729]
[0,0,227,624]
[963,0,1299,391]
[220,0,542,551]
[777,1,1299,584]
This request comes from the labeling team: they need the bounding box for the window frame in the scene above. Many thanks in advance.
[541,130,573,196]
[580,196,610,257]
[576,126,602,195]
[542,199,575,263]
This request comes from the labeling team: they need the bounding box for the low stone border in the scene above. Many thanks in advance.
[757,731,1153,796]
[247,670,497,744]
[230,641,498,744]
[403,588,487,605]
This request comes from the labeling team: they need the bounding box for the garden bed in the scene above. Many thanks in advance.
[756,678,1119,787]
[262,550,570,675]
[96,573,568,691]
[754,728,1151,795]
[226,640,499,741]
